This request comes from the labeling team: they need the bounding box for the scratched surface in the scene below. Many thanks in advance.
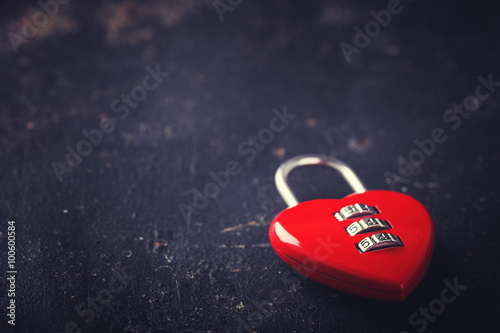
[0,0,499,332]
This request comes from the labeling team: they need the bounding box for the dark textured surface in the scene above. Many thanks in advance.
[1,0,499,332]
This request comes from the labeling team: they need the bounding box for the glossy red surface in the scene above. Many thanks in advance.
[269,190,434,301]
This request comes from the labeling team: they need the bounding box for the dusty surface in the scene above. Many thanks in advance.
[0,0,499,332]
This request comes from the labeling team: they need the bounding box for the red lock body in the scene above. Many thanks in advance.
[269,190,434,301]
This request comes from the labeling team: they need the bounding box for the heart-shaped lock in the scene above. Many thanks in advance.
[269,155,434,301]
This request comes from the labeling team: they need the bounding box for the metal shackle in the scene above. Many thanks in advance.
[275,154,367,207]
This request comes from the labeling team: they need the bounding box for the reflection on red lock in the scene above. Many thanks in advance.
[269,155,434,301]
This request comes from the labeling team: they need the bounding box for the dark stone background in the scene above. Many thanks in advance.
[0,0,499,332]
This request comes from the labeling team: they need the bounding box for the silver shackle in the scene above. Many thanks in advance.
[275,154,367,207]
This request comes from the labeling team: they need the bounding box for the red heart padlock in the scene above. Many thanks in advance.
[269,155,434,301]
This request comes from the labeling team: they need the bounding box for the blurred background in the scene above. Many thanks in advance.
[0,0,499,332]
